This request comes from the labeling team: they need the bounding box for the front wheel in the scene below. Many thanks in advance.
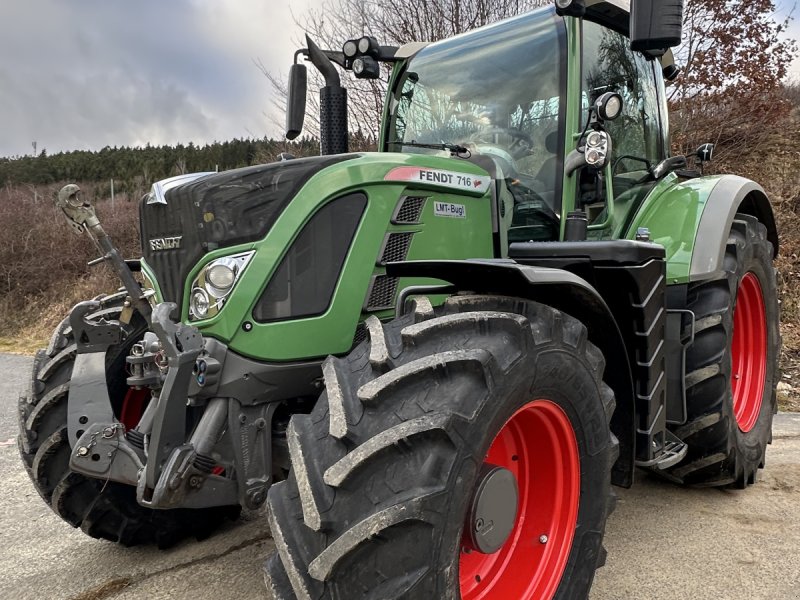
[17,294,240,547]
[264,295,618,599]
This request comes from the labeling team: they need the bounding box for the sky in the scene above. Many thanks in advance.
[1,0,798,158]
[0,0,321,157]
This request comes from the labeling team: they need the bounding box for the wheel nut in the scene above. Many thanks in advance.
[474,518,485,532]
[539,534,548,544]
[77,446,89,457]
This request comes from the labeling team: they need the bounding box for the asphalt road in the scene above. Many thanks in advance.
[1,353,799,600]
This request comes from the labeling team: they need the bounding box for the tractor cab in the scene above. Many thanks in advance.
[288,0,685,252]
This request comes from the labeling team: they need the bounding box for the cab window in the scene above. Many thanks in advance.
[582,20,663,198]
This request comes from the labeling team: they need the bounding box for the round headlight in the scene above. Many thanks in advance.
[358,36,374,54]
[343,40,358,58]
[191,288,210,319]
[207,263,236,291]
[586,131,603,148]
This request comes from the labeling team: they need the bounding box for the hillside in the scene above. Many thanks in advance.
[0,124,797,410]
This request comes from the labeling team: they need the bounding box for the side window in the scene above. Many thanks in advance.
[582,21,662,183]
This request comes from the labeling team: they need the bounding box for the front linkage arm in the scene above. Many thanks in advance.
[56,184,151,322]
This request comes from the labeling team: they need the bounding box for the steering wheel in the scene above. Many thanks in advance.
[471,127,535,160]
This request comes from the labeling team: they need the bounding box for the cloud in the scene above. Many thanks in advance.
[0,0,319,157]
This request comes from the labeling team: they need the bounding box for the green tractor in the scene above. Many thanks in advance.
[18,0,779,597]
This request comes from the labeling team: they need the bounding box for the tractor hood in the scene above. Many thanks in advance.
[140,155,356,307]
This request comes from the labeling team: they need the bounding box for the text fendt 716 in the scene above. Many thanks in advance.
[19,1,780,597]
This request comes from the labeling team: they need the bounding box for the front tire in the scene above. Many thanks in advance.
[265,295,618,599]
[17,294,240,547]
[664,214,779,487]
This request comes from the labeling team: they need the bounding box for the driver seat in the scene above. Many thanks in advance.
[534,130,560,192]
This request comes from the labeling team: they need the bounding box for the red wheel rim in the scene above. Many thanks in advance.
[459,400,580,599]
[731,272,768,433]
[120,387,149,430]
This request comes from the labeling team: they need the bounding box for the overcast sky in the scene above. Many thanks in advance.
[1,0,798,158]
[0,0,321,157]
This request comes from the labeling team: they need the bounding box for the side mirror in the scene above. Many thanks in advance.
[285,63,307,140]
[630,0,684,53]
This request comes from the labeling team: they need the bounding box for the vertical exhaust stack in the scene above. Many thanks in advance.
[307,36,349,155]
[284,36,349,155]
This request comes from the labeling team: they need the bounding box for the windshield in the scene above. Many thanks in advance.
[386,8,566,206]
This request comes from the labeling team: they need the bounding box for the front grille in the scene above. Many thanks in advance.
[140,156,355,308]
[378,232,414,266]
[365,275,399,311]
[392,196,426,224]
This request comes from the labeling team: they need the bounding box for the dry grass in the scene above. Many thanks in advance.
[0,183,138,352]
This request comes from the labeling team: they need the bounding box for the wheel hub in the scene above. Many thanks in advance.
[465,464,518,554]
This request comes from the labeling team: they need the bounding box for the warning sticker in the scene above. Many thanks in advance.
[384,166,491,194]
[433,202,466,218]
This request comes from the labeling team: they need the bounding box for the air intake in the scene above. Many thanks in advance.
[392,196,426,224]
[378,232,414,266]
[365,275,399,311]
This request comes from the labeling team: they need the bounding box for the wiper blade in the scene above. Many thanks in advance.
[388,140,471,157]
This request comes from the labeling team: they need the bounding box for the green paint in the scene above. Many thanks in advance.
[187,153,494,361]
[560,15,583,239]
[627,174,723,283]
[140,5,743,366]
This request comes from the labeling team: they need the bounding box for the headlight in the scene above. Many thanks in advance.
[191,288,210,319]
[188,251,254,321]
[206,259,238,294]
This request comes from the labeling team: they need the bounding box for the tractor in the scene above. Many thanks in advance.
[18,0,779,598]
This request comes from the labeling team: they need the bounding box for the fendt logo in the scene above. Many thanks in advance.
[149,236,182,251]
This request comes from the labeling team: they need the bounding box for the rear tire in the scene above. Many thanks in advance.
[17,293,240,547]
[264,295,618,599]
[664,214,779,487]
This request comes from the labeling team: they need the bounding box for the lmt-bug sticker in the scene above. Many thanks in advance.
[434,202,466,218]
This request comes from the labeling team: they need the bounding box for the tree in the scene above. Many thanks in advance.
[267,0,795,166]
[261,0,546,139]
[668,0,796,166]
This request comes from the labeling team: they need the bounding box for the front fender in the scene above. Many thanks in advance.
[387,259,636,488]
[628,174,778,284]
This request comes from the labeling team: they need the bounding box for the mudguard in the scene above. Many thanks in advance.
[628,174,778,284]
[387,259,636,487]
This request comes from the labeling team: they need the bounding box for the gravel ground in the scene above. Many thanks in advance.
[1,353,798,599]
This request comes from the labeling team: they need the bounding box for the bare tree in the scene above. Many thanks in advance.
[668,0,796,166]
[264,0,795,168]
[261,0,547,140]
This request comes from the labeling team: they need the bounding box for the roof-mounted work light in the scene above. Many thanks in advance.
[342,40,358,59]
[357,36,379,56]
[353,56,380,79]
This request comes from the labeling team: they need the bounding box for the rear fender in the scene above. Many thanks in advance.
[387,259,636,487]
[629,174,777,284]
[688,177,777,280]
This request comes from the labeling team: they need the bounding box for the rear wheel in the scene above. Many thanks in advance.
[664,215,779,487]
[17,293,240,547]
[264,295,618,599]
